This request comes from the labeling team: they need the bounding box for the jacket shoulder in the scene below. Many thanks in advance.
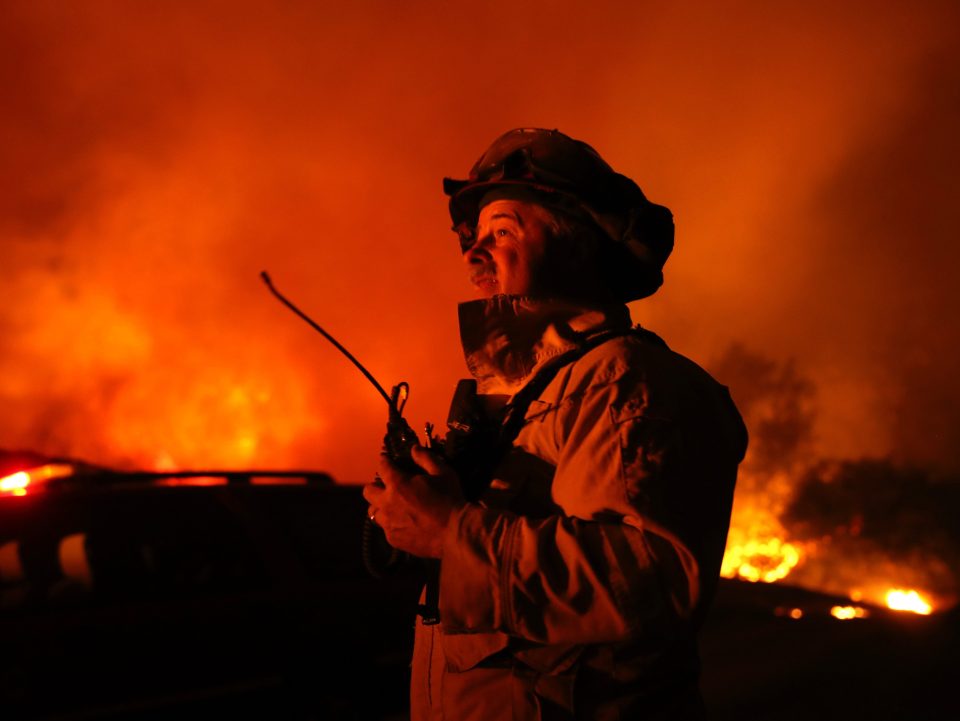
[559,330,721,396]
[547,331,745,442]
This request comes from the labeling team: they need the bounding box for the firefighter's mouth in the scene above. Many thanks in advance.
[470,271,498,292]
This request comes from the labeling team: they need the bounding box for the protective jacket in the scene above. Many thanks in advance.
[412,296,747,721]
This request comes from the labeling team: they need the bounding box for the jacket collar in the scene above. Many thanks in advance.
[458,295,633,396]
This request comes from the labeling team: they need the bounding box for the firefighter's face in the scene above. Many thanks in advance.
[464,200,552,298]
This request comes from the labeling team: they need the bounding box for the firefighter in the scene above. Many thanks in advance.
[364,128,747,720]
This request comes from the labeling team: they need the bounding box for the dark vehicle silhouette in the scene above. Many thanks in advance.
[0,452,420,720]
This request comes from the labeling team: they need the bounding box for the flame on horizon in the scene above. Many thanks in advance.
[886,589,933,615]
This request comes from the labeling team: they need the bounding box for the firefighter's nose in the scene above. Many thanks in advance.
[463,232,492,264]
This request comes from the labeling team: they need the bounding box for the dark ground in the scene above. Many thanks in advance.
[1,471,956,720]
[700,581,959,721]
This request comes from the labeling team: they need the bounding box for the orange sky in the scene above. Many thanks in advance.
[2,0,959,482]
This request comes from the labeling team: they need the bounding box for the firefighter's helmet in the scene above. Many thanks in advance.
[443,128,674,301]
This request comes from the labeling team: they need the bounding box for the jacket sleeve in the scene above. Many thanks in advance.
[437,360,708,645]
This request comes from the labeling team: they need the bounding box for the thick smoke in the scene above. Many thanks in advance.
[710,344,816,479]
[1,1,959,487]
[801,50,960,476]
[785,459,960,605]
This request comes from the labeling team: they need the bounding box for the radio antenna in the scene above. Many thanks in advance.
[260,271,392,406]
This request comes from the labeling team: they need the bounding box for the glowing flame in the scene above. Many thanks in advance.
[0,471,30,496]
[722,472,805,584]
[0,464,75,496]
[830,605,869,620]
[721,536,803,583]
[885,589,933,615]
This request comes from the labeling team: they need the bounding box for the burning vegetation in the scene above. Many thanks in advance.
[712,345,958,616]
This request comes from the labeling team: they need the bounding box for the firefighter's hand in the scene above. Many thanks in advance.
[363,445,466,559]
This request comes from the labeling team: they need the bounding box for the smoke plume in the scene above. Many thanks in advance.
[2,1,959,488]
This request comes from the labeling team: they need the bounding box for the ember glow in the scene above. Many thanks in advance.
[774,607,804,620]
[830,606,869,620]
